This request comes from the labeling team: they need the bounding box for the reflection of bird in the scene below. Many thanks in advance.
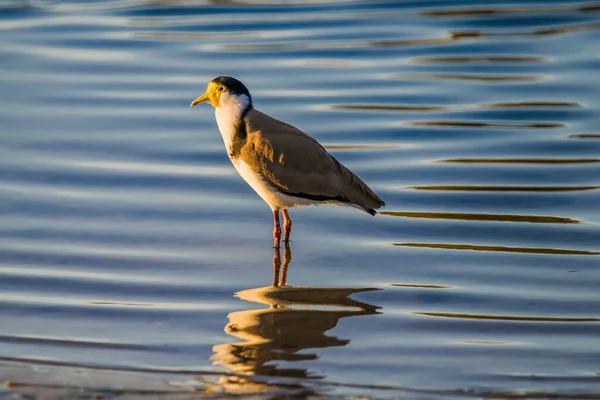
[210,244,380,393]
[191,77,385,247]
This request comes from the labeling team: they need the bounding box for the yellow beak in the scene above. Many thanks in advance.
[190,82,219,108]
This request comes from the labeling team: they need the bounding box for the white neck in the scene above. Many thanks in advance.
[215,93,250,155]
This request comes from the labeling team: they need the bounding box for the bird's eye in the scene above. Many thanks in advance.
[218,85,226,92]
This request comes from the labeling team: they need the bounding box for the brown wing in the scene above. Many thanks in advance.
[238,108,385,212]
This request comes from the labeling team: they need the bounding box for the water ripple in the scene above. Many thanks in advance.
[440,158,600,164]
[409,55,549,64]
[405,121,566,128]
[2,0,600,397]
[381,211,579,224]
[414,312,600,322]
[393,242,600,255]
[409,185,600,192]
[392,72,544,82]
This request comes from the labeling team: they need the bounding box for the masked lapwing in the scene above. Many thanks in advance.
[191,76,384,247]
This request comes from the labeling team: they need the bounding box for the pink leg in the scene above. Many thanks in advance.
[273,210,281,248]
[282,209,292,243]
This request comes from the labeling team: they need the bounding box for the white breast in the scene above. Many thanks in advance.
[215,92,250,154]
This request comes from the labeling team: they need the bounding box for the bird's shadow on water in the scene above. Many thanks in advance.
[209,243,381,393]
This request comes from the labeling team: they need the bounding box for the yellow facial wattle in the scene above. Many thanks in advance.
[190,82,222,108]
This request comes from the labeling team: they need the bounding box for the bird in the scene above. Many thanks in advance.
[191,76,385,247]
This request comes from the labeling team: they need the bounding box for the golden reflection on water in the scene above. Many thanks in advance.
[409,55,548,64]
[215,19,600,53]
[333,104,448,112]
[217,35,455,52]
[381,211,579,224]
[210,244,379,392]
[394,242,600,256]
[420,3,600,17]
[410,185,600,192]
[406,121,565,128]
[445,23,600,38]
[332,101,581,113]
[323,143,402,150]
[569,133,600,139]
[392,72,542,82]
[487,101,582,108]
[440,158,599,164]
[392,283,451,289]
[415,312,600,322]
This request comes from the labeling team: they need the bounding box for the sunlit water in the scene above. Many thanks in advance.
[1,0,600,398]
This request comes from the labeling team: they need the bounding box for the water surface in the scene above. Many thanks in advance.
[1,0,600,398]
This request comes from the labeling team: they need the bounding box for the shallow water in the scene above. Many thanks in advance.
[1,0,600,398]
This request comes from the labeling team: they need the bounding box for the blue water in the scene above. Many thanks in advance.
[1,0,600,398]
